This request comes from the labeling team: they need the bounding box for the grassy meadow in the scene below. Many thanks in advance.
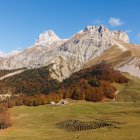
[0,74,140,140]
[0,101,139,140]
[113,74,140,102]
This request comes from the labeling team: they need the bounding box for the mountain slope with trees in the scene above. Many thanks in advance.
[0,62,129,129]
[0,62,128,101]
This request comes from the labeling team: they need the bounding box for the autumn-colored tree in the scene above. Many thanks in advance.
[0,105,11,129]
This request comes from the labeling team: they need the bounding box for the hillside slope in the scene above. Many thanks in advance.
[0,70,24,80]
[0,66,60,95]
[84,40,140,79]
[0,62,129,103]
[0,25,132,81]
[114,74,140,102]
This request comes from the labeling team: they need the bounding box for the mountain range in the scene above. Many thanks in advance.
[0,25,140,81]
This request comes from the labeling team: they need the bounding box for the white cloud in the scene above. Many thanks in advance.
[0,49,21,57]
[109,18,124,26]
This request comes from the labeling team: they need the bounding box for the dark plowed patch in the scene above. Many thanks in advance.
[56,119,126,131]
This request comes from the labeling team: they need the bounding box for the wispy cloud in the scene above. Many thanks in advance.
[109,18,124,26]
[0,49,21,57]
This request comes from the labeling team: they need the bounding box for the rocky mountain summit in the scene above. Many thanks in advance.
[0,25,139,81]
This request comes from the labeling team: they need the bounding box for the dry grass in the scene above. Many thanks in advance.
[84,39,140,69]
[0,101,139,140]
[113,74,140,102]
[84,45,132,68]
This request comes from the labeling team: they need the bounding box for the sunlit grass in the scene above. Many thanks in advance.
[0,101,139,140]
[113,74,140,102]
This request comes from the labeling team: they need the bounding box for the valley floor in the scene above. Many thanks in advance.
[0,101,140,140]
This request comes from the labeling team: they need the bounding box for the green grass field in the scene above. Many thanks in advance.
[0,74,140,140]
[0,101,140,140]
[113,74,140,102]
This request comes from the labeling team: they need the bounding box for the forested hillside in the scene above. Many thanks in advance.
[60,62,129,102]
[0,66,60,95]
[0,69,23,77]
[0,62,129,129]
[0,62,128,101]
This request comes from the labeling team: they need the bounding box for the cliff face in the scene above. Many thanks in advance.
[46,25,130,81]
[1,25,140,81]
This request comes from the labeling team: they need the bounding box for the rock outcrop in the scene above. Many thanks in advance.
[0,25,140,81]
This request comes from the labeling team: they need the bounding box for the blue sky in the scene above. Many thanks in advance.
[0,0,140,54]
